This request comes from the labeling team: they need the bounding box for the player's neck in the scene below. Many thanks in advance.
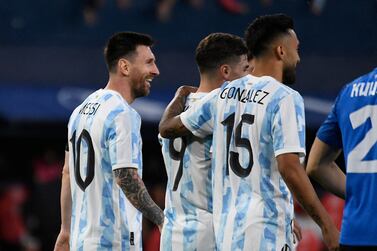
[197,74,223,93]
[105,76,135,104]
[252,58,283,83]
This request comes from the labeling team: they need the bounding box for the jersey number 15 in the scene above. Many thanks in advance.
[222,113,254,177]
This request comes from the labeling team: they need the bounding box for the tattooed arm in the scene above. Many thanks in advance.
[159,85,197,138]
[114,168,164,229]
[277,153,339,251]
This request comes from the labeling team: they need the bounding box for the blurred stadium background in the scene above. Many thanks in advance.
[0,0,376,250]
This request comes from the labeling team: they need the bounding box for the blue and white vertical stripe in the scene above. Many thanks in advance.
[160,92,215,251]
[181,75,305,251]
[68,89,143,250]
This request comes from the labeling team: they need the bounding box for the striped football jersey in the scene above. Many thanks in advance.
[68,89,143,251]
[160,92,215,251]
[180,74,305,251]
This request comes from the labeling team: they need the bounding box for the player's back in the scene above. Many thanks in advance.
[67,89,143,250]
[319,67,377,245]
[159,92,215,251]
[211,74,305,250]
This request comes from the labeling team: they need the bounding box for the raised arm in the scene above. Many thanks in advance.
[306,137,345,199]
[114,168,164,230]
[277,153,339,251]
[159,85,197,138]
[54,151,71,251]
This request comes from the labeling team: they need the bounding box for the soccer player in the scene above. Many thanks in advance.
[159,33,249,251]
[53,32,164,250]
[159,14,339,251]
[307,67,377,251]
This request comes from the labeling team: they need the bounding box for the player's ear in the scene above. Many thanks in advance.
[118,58,131,76]
[220,64,230,79]
[275,45,285,61]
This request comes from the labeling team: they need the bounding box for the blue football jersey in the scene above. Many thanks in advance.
[68,89,143,250]
[317,67,377,246]
[181,74,305,251]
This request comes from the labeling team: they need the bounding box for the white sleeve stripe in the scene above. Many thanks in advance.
[274,147,306,157]
[112,164,139,170]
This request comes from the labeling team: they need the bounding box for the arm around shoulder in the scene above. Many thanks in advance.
[159,86,196,138]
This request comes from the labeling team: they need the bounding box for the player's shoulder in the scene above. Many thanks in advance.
[186,92,208,106]
[252,75,303,101]
[344,67,377,91]
[331,67,377,104]
[68,89,100,121]
[70,89,139,122]
[100,89,139,117]
[226,74,254,88]
[270,78,300,96]
[357,67,377,82]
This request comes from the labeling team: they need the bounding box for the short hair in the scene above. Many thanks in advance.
[104,32,154,72]
[245,14,294,58]
[195,33,247,74]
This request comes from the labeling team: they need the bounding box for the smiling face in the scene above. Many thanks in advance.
[128,45,160,98]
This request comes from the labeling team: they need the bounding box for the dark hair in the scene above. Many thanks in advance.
[195,33,247,74]
[245,14,294,58]
[104,32,154,72]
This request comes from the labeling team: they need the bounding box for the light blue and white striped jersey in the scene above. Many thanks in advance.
[180,74,306,251]
[159,92,215,251]
[67,89,143,251]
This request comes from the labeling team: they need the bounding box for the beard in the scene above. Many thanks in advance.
[133,84,149,98]
[282,64,296,85]
[133,86,149,98]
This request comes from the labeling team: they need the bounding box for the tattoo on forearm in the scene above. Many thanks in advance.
[114,168,164,226]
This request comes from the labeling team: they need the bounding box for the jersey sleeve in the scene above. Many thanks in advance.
[272,91,306,158]
[107,109,142,170]
[180,88,219,138]
[316,93,342,149]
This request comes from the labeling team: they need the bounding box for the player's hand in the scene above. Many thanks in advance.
[175,85,198,98]
[321,223,340,251]
[54,230,70,251]
[292,219,302,244]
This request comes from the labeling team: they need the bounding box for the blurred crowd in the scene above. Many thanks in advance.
[82,0,328,25]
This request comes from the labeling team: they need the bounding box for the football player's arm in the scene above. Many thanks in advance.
[54,151,71,251]
[306,137,345,199]
[159,85,197,138]
[277,153,339,251]
[114,168,164,231]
